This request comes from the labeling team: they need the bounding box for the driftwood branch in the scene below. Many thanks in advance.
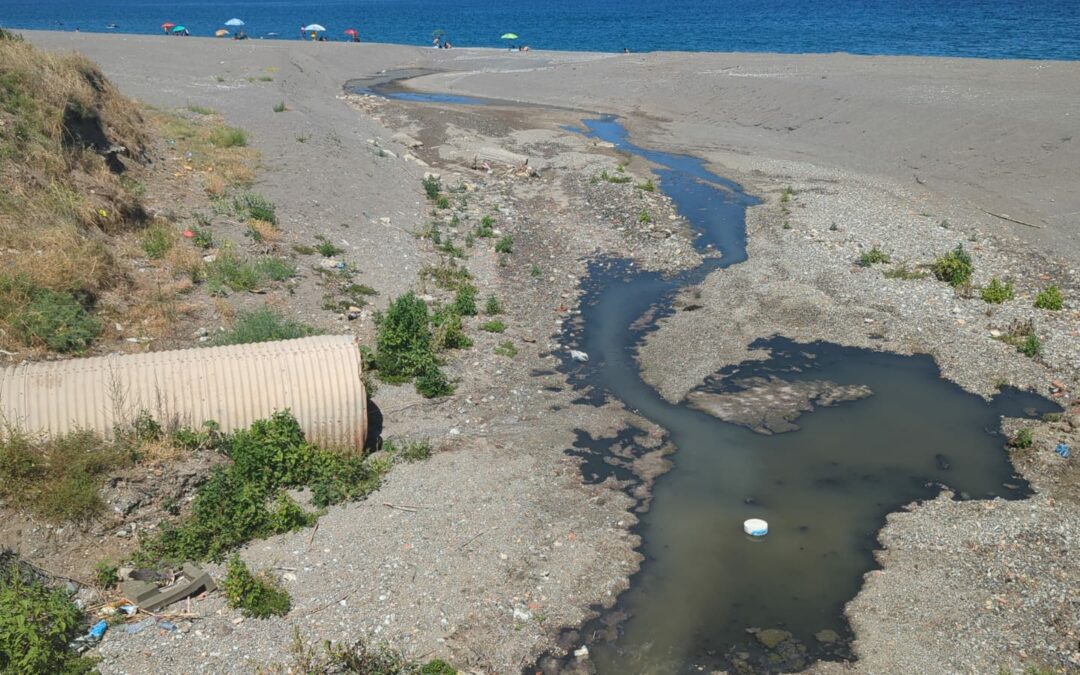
[382,502,423,512]
[979,208,1044,229]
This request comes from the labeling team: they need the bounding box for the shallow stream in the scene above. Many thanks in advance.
[358,82,1057,672]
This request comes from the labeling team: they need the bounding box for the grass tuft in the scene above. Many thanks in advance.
[213,308,321,346]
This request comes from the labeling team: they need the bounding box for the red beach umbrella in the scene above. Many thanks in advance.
[161,22,176,31]
[344,28,359,36]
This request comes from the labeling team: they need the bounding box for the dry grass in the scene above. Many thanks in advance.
[152,111,257,196]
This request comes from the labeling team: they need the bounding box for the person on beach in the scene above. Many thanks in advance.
[433,36,441,48]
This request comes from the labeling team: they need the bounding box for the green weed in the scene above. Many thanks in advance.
[213,308,321,346]
[480,320,506,333]
[980,278,1014,304]
[931,244,974,286]
[495,235,513,254]
[857,247,890,267]
[223,556,291,618]
[1033,285,1064,311]
[210,126,248,148]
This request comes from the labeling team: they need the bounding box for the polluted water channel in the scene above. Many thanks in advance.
[353,81,1059,672]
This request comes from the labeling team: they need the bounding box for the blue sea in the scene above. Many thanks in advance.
[2,0,1079,60]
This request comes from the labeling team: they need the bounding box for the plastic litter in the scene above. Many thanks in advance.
[125,618,157,634]
[743,518,769,537]
[569,350,589,362]
[69,620,108,652]
[1056,443,1071,458]
[158,620,178,632]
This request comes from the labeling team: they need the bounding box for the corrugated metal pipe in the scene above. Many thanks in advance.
[0,335,367,449]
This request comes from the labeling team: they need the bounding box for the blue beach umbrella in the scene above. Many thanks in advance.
[171,25,187,33]
[225,18,244,27]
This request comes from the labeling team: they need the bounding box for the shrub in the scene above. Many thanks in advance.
[857,247,890,267]
[452,285,478,316]
[210,126,248,148]
[476,216,495,238]
[223,556,291,618]
[420,262,472,291]
[213,308,321,346]
[495,235,513,254]
[480,320,506,333]
[931,244,973,286]
[192,227,214,249]
[140,223,175,259]
[980,277,1014,304]
[375,292,434,381]
[234,192,277,224]
[1010,428,1033,449]
[315,240,343,257]
[0,277,102,353]
[435,195,450,210]
[93,561,118,589]
[1033,285,1064,311]
[494,340,518,358]
[431,307,472,351]
[137,412,384,562]
[415,363,453,398]
[484,295,503,315]
[638,210,651,224]
[205,254,295,294]
[422,175,442,200]
[0,557,96,674]
[1018,334,1041,358]
[636,179,655,192]
[272,101,286,113]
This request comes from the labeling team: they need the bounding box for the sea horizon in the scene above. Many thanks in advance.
[3,0,1080,61]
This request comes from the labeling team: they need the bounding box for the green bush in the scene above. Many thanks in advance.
[272,101,286,113]
[0,558,96,674]
[2,279,102,353]
[980,277,1014,304]
[1010,428,1033,449]
[213,308,321,346]
[480,320,506,333]
[435,195,450,210]
[93,561,118,589]
[316,240,343,257]
[475,216,495,238]
[452,284,478,316]
[484,295,503,315]
[234,192,277,224]
[415,363,453,398]
[638,210,652,224]
[495,235,513,254]
[494,340,518,358]
[420,660,458,675]
[223,556,291,618]
[422,175,441,200]
[192,227,214,249]
[137,412,383,562]
[431,306,472,351]
[1018,334,1041,358]
[931,244,974,286]
[1033,285,1064,311]
[205,254,296,294]
[857,247,890,267]
[210,126,248,148]
[375,292,434,381]
[140,223,174,259]
[636,179,655,192]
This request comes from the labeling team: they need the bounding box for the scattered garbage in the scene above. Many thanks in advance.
[569,349,589,362]
[69,620,108,653]
[120,562,217,612]
[744,518,769,537]
[574,645,590,658]
[1056,443,1071,458]
[125,618,157,635]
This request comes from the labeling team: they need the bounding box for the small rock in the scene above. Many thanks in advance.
[756,628,792,649]
[569,350,589,362]
[574,646,589,658]
[814,629,840,643]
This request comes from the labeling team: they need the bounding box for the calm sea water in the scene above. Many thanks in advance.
[2,0,1079,59]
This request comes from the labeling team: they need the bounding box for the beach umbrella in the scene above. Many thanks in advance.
[171,25,186,33]
[215,29,229,37]
[500,33,518,40]
[225,18,244,27]
[344,29,359,36]
[302,24,326,32]
[161,22,175,30]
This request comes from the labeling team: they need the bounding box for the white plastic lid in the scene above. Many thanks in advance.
[743,518,769,536]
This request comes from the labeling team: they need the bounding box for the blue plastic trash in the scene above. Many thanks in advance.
[88,620,108,639]
[1055,443,1071,458]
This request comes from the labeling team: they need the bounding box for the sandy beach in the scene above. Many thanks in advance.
[14,30,1080,674]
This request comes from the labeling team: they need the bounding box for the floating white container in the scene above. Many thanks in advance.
[743,518,769,537]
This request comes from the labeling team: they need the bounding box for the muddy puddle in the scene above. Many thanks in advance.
[351,82,1058,673]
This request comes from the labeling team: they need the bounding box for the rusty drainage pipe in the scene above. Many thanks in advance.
[0,335,367,449]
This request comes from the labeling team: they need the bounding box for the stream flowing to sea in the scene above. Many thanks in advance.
[355,84,1059,672]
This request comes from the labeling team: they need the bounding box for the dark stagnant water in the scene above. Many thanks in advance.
[359,85,1059,672]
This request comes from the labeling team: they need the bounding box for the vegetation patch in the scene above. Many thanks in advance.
[931,244,974,287]
[373,292,456,397]
[283,629,458,674]
[210,126,248,148]
[995,318,1042,359]
[857,247,890,267]
[1033,285,1064,311]
[213,308,321,346]
[495,235,514,254]
[980,277,1014,304]
[204,252,296,295]
[0,553,97,674]
[223,556,291,618]
[0,275,102,353]
[480,320,507,333]
[233,192,277,224]
[136,411,387,563]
